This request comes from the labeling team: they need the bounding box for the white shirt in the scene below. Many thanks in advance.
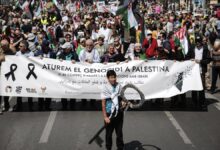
[98,27,112,43]
[91,30,99,40]
[195,46,204,73]
[79,49,100,63]
[166,22,173,33]
[16,51,34,57]
[85,51,94,61]
[195,47,203,61]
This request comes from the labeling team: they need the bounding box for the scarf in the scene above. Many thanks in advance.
[101,82,121,118]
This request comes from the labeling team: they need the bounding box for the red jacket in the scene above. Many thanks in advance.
[142,38,158,58]
[169,38,175,50]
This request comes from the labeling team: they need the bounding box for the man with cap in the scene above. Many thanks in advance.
[58,42,79,61]
[58,42,79,110]
[142,30,158,59]
[186,35,211,110]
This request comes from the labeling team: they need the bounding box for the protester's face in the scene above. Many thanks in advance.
[32,29,37,34]
[98,39,103,45]
[108,46,115,54]
[38,35,44,42]
[86,41,94,52]
[108,75,117,85]
[19,43,27,53]
[114,39,120,45]
[107,23,111,28]
[134,46,141,53]
[65,35,71,42]
[147,34,152,40]
[102,23,106,28]
[15,29,21,36]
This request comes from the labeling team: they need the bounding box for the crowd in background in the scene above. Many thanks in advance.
[0,0,220,114]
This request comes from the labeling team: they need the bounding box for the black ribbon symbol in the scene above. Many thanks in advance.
[5,64,17,81]
[26,63,37,80]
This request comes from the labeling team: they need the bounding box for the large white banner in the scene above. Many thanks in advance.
[0,56,203,99]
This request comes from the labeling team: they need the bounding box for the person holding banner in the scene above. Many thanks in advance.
[35,39,56,111]
[0,39,16,113]
[15,40,35,111]
[101,70,124,150]
[79,39,100,63]
[186,35,211,109]
[100,44,124,63]
[79,39,100,107]
[16,40,34,57]
[58,42,79,110]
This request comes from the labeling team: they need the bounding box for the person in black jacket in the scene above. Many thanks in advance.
[58,42,79,61]
[58,42,79,110]
[186,35,211,110]
[157,32,171,60]
[35,40,56,111]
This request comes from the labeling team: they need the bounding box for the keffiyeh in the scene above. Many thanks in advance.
[101,82,122,118]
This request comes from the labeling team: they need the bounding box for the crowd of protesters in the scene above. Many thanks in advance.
[0,0,220,114]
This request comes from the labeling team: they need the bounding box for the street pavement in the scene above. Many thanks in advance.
[0,90,220,150]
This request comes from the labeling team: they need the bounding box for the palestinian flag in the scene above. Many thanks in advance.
[75,0,84,11]
[116,3,138,31]
[20,0,33,19]
[34,0,43,17]
[174,26,189,56]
